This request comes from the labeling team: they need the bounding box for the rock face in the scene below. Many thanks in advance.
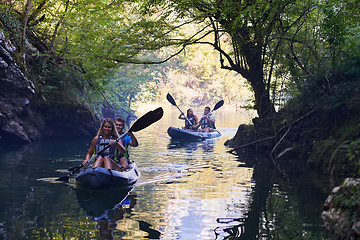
[321,178,360,240]
[0,32,98,143]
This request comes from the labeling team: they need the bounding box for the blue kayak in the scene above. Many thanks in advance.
[167,127,221,140]
[76,161,140,190]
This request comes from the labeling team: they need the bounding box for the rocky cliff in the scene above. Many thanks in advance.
[0,32,98,143]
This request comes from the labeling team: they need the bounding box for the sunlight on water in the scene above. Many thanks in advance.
[120,106,254,239]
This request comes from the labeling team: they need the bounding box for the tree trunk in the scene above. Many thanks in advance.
[249,69,275,118]
[239,42,276,118]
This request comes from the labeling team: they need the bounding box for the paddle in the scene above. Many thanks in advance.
[210,99,224,113]
[198,100,224,128]
[55,107,164,182]
[166,93,193,126]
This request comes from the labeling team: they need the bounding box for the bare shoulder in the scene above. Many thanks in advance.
[90,136,99,144]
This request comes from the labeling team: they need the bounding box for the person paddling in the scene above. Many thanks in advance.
[82,118,126,170]
[194,106,216,132]
[179,108,198,132]
[115,117,138,169]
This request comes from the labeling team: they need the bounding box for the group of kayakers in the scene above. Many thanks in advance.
[81,106,215,172]
[82,117,138,171]
[178,106,216,133]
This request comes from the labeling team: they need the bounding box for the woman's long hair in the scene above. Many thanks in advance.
[187,108,194,118]
[97,118,119,138]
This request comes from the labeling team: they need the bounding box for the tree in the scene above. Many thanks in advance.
[117,0,316,118]
[7,0,355,120]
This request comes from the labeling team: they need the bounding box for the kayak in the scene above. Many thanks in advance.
[167,126,221,140]
[75,161,140,190]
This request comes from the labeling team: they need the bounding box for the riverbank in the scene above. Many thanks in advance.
[225,93,360,238]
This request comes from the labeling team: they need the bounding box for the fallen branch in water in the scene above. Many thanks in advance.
[270,126,291,157]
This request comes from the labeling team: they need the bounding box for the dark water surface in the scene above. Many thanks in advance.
[0,106,330,239]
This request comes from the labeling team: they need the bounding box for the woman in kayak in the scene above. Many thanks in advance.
[82,118,127,170]
[179,108,199,132]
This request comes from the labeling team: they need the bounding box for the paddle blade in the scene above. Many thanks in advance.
[166,93,177,106]
[55,175,69,182]
[212,100,224,112]
[129,107,164,132]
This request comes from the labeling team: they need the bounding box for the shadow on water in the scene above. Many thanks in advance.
[213,149,330,239]
[0,137,91,239]
[76,187,161,240]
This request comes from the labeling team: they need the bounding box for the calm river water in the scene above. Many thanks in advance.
[0,106,330,239]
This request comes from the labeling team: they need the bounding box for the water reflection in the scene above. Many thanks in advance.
[215,218,246,239]
[168,139,215,151]
[76,187,133,221]
[76,187,161,239]
[167,139,199,151]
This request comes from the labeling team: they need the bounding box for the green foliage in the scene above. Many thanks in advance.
[1,0,359,130]
[0,5,22,43]
[154,39,253,108]
[102,64,162,115]
[275,0,360,177]
[347,140,360,163]
[125,0,324,116]
[332,183,360,223]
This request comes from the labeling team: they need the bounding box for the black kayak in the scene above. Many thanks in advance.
[76,161,140,190]
[167,127,221,140]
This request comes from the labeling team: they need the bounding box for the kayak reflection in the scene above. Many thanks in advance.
[168,139,215,153]
[76,187,161,239]
[76,187,134,239]
[168,140,199,151]
[76,187,133,220]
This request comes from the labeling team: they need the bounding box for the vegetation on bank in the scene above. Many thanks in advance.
[226,54,360,184]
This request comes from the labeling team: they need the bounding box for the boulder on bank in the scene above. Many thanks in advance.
[321,178,360,239]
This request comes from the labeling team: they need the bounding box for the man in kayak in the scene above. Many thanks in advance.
[83,118,127,170]
[178,108,198,132]
[194,106,215,132]
[115,117,139,169]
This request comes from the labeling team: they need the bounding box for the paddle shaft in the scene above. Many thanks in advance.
[84,106,163,165]
[199,100,224,121]
[177,106,194,126]
[57,132,130,182]
[166,93,193,126]
[83,131,129,165]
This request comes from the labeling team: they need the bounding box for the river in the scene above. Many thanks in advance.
[0,106,330,239]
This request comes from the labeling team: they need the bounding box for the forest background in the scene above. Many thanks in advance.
[1,0,360,184]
